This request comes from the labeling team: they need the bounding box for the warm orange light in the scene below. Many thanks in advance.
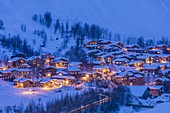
[46,73,51,77]
[20,83,23,87]
[86,74,89,77]
[65,80,69,85]
[130,82,133,86]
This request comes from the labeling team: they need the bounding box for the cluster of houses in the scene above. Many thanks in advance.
[0,39,170,98]
[0,55,79,88]
[85,40,170,97]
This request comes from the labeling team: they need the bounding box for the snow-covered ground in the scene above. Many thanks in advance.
[0,79,81,110]
[139,102,170,113]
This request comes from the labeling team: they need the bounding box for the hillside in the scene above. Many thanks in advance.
[0,0,170,56]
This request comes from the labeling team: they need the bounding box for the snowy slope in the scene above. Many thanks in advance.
[139,102,170,113]
[0,0,170,54]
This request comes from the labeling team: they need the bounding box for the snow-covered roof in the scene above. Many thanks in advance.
[134,74,143,78]
[70,62,82,66]
[143,64,159,70]
[101,53,113,58]
[19,78,32,83]
[115,58,128,62]
[0,70,11,73]
[31,78,42,82]
[67,66,81,72]
[44,66,56,69]
[129,60,144,65]
[116,71,132,77]
[91,60,104,64]
[129,86,148,97]
[27,56,40,61]
[149,85,163,90]
[9,57,26,62]
[39,78,52,83]
[52,75,75,79]
[56,70,68,75]
[93,65,108,70]
[13,78,22,82]
[154,78,170,82]
[137,55,150,59]
[9,68,30,72]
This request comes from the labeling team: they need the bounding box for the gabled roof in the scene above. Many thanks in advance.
[53,57,68,62]
[18,78,32,83]
[44,66,57,69]
[137,55,150,59]
[39,78,52,83]
[93,65,108,70]
[56,70,68,75]
[70,62,82,66]
[149,85,163,90]
[9,57,26,62]
[27,56,40,61]
[154,78,170,82]
[67,66,81,72]
[9,68,30,72]
[129,86,148,97]
[115,58,128,62]
[129,60,144,65]
[52,75,75,79]
[0,70,11,73]
[143,64,160,70]
[116,71,133,77]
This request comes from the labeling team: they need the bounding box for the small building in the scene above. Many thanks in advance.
[114,71,144,86]
[114,41,124,48]
[8,57,28,68]
[148,50,161,54]
[66,66,81,77]
[0,70,12,81]
[51,57,69,68]
[56,70,69,76]
[126,45,139,50]
[142,64,160,74]
[156,44,168,50]
[100,53,114,63]
[159,54,170,63]
[129,86,149,99]
[85,40,98,48]
[51,75,75,86]
[10,68,31,79]
[42,66,57,77]
[149,86,164,97]
[93,65,110,75]
[41,54,55,65]
[114,58,129,66]
[97,40,111,45]
[39,78,54,87]
[27,56,41,68]
[16,78,33,88]
[129,60,144,67]
[70,62,83,70]
[153,78,170,92]
[136,55,153,64]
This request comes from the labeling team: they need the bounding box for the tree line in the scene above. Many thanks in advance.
[32,12,112,48]
[0,34,40,57]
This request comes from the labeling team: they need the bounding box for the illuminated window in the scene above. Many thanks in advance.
[130,82,133,86]
[46,73,51,77]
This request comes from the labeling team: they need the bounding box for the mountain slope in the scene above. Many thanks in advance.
[0,0,170,55]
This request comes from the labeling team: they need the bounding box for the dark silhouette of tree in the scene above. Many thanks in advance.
[44,12,52,28]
